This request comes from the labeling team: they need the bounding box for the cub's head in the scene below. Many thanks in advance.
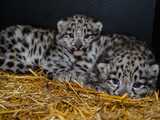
[56,15,102,54]
[96,51,159,98]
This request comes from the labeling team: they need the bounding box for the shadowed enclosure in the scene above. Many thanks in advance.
[0,0,155,43]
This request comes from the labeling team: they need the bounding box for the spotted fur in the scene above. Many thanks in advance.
[56,14,102,54]
[0,16,158,98]
[0,25,55,73]
[41,15,104,83]
[89,34,159,98]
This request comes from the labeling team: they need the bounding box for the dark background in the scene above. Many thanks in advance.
[153,0,160,89]
[0,0,160,88]
[0,0,155,43]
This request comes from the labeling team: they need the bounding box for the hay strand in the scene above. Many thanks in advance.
[0,70,160,120]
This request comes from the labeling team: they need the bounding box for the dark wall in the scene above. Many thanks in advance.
[0,0,155,43]
[152,0,160,89]
[153,0,160,62]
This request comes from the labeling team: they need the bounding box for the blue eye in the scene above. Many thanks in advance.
[133,82,143,88]
[111,78,119,85]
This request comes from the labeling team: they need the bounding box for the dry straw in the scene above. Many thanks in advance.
[0,70,160,120]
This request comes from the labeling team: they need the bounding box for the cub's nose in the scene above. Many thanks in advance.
[75,41,82,49]
[114,90,127,96]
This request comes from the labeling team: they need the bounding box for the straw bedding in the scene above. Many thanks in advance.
[0,70,160,120]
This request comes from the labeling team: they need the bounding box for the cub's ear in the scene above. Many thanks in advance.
[96,21,103,32]
[150,64,159,77]
[92,21,103,32]
[57,20,68,33]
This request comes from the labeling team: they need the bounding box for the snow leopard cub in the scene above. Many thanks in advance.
[56,14,102,54]
[42,15,103,83]
[0,25,55,73]
[90,34,159,98]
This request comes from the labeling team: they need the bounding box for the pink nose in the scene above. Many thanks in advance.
[115,90,126,96]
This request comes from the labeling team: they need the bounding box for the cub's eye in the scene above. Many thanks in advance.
[68,33,74,38]
[108,78,119,85]
[63,33,73,38]
[67,27,71,31]
[111,78,119,85]
[63,35,69,38]
[85,34,91,39]
[133,82,144,88]
[85,35,95,42]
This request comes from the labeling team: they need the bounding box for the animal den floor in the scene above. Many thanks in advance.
[0,70,160,120]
